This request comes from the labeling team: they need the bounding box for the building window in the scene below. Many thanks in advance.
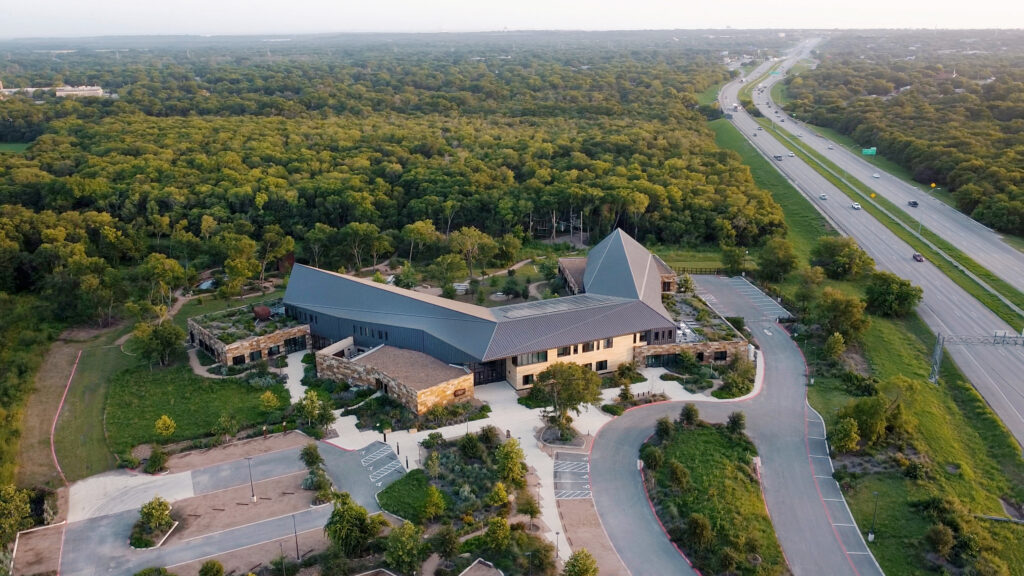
[522,374,535,387]
[249,350,262,362]
[573,345,578,354]
[639,332,648,343]
[604,338,614,348]
[696,352,705,362]
[267,345,281,357]
[596,360,608,371]
[713,350,728,362]
[582,341,596,353]
[232,355,245,366]
[516,351,548,366]
[557,346,572,358]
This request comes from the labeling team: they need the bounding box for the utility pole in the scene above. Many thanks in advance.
[868,491,879,542]
[246,457,256,502]
[292,514,300,560]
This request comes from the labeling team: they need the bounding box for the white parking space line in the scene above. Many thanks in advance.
[368,459,403,482]
[554,461,590,472]
[360,446,392,466]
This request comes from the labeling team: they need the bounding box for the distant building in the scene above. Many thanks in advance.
[0,79,108,98]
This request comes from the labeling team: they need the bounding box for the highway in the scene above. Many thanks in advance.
[720,42,1024,449]
[751,53,1024,297]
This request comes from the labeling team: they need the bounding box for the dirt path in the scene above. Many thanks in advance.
[15,338,87,488]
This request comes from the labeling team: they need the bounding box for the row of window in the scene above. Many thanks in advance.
[521,359,610,387]
[354,324,389,341]
[556,337,613,358]
[289,307,319,326]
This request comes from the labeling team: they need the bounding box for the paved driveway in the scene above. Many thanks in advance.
[589,276,883,576]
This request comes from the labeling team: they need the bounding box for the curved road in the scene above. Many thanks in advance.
[719,45,1024,449]
[591,275,882,576]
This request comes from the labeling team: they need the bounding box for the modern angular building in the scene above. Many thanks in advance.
[282,229,743,413]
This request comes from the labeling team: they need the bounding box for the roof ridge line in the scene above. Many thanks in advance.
[488,300,645,359]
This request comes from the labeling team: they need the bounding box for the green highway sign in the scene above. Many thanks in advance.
[861,147,877,155]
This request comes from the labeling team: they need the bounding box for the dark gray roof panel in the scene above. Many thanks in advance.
[582,229,673,321]
[484,300,674,361]
[284,265,497,359]
[491,293,628,320]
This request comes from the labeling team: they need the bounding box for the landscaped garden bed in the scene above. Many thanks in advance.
[377,427,555,575]
[640,405,785,576]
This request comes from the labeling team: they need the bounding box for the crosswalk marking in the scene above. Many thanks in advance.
[555,490,592,499]
[554,461,589,472]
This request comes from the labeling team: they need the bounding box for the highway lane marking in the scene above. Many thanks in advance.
[833,523,857,526]
[814,475,835,479]
[809,454,831,458]
[847,551,873,555]
[808,436,826,439]
[823,498,845,501]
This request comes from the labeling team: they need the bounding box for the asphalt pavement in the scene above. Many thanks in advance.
[590,273,883,576]
[720,50,1024,449]
[61,441,400,576]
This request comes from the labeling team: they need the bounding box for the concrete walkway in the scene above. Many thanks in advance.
[281,350,308,403]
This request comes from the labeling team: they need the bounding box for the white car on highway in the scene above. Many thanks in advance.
[851,203,862,210]
[872,173,881,178]
[819,194,828,200]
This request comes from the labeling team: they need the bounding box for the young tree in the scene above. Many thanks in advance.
[814,287,870,342]
[864,271,924,317]
[795,265,826,310]
[757,237,798,280]
[220,232,260,298]
[678,273,695,295]
[497,233,523,267]
[385,521,425,576]
[423,485,446,521]
[256,225,294,290]
[154,415,176,439]
[432,524,459,562]
[487,482,509,508]
[0,484,33,547]
[140,496,173,533]
[517,490,541,530]
[562,549,599,576]
[324,492,386,557]
[495,438,526,487]
[427,253,468,287]
[824,332,846,360]
[339,222,381,271]
[300,443,324,469]
[535,362,602,436]
[425,451,441,479]
[838,396,888,447]
[831,418,861,454]
[484,517,511,552]
[260,390,281,413]
[297,389,331,429]
[726,411,746,434]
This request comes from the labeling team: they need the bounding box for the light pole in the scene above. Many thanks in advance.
[292,514,300,560]
[246,457,256,503]
[868,491,879,542]
[555,531,560,559]
[526,551,533,576]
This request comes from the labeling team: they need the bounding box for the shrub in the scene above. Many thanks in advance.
[459,434,485,461]
[668,461,690,491]
[831,418,861,454]
[840,371,879,397]
[300,443,324,469]
[421,432,445,449]
[686,513,714,551]
[655,417,675,441]
[478,425,501,448]
[679,403,699,427]
[640,445,664,471]
[198,560,224,576]
[144,445,168,474]
[925,523,954,560]
[726,411,746,435]
[602,404,624,416]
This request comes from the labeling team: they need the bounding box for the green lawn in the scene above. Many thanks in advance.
[173,288,284,331]
[806,312,1024,573]
[377,468,430,524]
[104,365,288,454]
[648,424,785,576]
[697,82,722,106]
[53,326,137,480]
[651,245,723,271]
[0,142,30,153]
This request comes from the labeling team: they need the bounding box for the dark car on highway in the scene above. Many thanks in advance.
[913,253,925,262]
[908,200,919,207]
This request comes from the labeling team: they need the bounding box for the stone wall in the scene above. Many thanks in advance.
[315,347,474,414]
[634,339,749,366]
[188,319,310,366]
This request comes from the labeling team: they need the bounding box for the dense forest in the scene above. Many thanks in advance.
[0,31,796,484]
[782,30,1024,234]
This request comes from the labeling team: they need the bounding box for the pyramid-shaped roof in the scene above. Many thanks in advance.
[583,229,673,320]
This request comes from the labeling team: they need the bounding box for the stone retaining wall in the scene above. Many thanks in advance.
[635,339,749,366]
[188,319,310,366]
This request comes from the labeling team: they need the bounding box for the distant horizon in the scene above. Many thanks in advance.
[2,26,1022,43]
[2,0,1022,40]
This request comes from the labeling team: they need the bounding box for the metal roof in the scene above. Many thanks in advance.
[285,229,677,362]
[581,229,673,321]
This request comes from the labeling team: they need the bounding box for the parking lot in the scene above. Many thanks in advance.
[694,275,792,322]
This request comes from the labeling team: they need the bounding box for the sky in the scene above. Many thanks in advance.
[2,0,1022,38]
